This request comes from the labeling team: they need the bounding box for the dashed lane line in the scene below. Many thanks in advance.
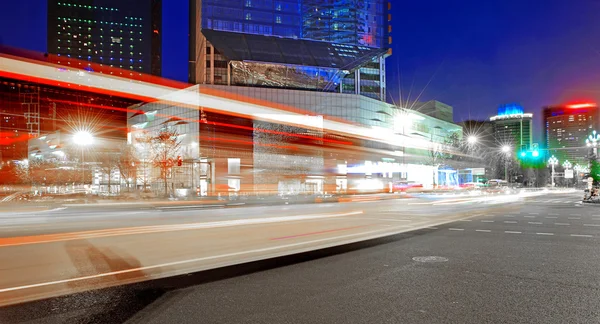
[555,223,570,226]
[504,221,518,224]
[528,222,543,225]
[571,234,593,238]
[481,220,494,223]
[546,216,558,219]
[505,231,522,234]
[524,216,536,218]
[449,228,464,231]
[536,232,554,236]
[583,224,600,227]
[568,217,581,220]
[476,229,491,232]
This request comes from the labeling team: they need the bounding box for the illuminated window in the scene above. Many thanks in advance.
[246,13,251,20]
[276,16,281,23]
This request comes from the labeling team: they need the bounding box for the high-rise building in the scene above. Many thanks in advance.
[302,0,389,48]
[543,103,598,163]
[490,103,533,152]
[47,0,162,77]
[189,0,391,101]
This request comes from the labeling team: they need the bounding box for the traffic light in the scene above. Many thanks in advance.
[177,156,182,166]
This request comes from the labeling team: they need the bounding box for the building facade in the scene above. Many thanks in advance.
[47,0,162,76]
[415,100,454,123]
[490,104,533,152]
[189,0,391,101]
[543,103,598,163]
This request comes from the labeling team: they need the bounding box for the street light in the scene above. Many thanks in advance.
[73,131,94,190]
[548,155,559,187]
[562,160,572,169]
[467,135,478,145]
[73,131,94,146]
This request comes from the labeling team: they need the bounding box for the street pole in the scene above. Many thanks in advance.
[551,163,555,187]
[504,158,508,182]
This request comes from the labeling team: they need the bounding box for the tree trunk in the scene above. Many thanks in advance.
[107,169,112,194]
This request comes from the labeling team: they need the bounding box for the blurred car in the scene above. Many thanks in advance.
[459,182,484,190]
[392,181,423,193]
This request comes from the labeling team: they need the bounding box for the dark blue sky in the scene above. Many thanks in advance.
[2,1,600,135]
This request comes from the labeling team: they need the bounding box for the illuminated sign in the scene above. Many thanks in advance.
[567,103,596,109]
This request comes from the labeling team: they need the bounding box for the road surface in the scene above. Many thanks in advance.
[1,190,596,323]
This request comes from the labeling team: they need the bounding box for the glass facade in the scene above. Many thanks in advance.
[191,0,390,101]
[47,0,162,76]
[302,0,387,48]
[201,0,302,39]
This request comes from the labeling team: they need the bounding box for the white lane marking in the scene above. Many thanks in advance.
[570,214,582,216]
[555,223,570,226]
[449,228,464,231]
[592,218,600,221]
[0,213,486,294]
[524,216,536,218]
[374,218,412,222]
[504,221,518,224]
[227,203,246,206]
[0,211,366,248]
[481,220,494,223]
[564,201,572,204]
[528,222,543,225]
[476,229,491,232]
[159,204,226,209]
[458,219,472,222]
[536,232,554,236]
[571,234,593,238]
[583,224,600,227]
[505,231,521,234]
[568,217,581,220]
[509,212,521,215]
[546,216,558,219]
[548,213,559,216]
[529,213,540,215]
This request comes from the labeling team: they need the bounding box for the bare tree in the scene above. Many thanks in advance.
[117,145,138,192]
[96,151,120,194]
[150,129,182,197]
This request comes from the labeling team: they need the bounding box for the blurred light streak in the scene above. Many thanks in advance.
[203,137,299,150]
[0,210,364,248]
[0,53,439,151]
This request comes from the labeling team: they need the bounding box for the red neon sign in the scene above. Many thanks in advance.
[567,103,596,109]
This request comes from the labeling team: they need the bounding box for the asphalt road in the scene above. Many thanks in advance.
[1,190,597,323]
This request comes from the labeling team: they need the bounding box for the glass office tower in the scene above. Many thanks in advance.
[190,0,391,101]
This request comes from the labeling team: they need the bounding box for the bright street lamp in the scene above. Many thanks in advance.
[73,131,94,146]
[562,160,572,169]
[548,155,559,187]
[501,145,511,154]
[467,135,478,145]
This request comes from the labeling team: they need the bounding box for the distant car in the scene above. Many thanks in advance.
[459,182,484,189]
[392,181,423,193]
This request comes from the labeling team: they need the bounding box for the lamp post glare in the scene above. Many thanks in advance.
[548,155,559,187]
[501,145,511,153]
[467,135,478,145]
[562,160,572,169]
[73,131,94,146]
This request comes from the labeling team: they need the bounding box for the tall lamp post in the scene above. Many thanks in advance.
[563,160,572,187]
[548,155,559,187]
[501,145,511,182]
[586,130,600,159]
[73,131,94,190]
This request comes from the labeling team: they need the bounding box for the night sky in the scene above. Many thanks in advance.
[2,0,600,139]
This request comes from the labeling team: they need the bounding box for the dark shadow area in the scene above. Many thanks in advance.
[0,229,434,324]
